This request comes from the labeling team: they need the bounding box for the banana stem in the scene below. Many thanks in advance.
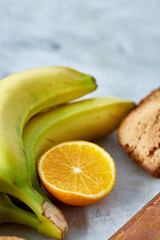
[0,193,38,230]
[15,185,43,216]
[0,206,39,230]
[11,184,67,239]
[0,187,66,239]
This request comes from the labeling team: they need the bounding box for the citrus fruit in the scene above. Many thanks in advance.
[37,141,116,206]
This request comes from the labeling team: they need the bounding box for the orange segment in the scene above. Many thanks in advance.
[37,141,116,206]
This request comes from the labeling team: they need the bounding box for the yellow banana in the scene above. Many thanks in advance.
[23,97,135,192]
[0,66,96,239]
[0,97,134,232]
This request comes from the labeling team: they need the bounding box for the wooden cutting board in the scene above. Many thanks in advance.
[109,192,160,240]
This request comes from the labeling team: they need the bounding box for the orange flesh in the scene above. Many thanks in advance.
[40,142,115,196]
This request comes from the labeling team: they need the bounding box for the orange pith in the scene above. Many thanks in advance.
[38,141,116,206]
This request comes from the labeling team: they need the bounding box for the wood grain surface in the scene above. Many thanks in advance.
[109,193,160,240]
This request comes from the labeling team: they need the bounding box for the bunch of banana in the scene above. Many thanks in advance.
[0,88,135,237]
[0,66,135,238]
[0,67,97,239]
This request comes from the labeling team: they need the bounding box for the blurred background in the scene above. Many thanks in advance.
[0,0,159,101]
[0,1,160,240]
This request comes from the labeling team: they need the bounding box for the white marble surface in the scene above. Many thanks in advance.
[0,0,160,239]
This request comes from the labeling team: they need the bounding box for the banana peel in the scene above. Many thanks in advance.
[0,67,135,238]
[0,66,96,239]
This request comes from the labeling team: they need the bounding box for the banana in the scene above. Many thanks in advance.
[23,97,135,192]
[0,97,135,232]
[0,66,96,239]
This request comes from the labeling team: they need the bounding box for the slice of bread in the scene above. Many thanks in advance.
[118,88,160,178]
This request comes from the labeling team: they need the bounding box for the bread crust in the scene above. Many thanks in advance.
[118,88,160,178]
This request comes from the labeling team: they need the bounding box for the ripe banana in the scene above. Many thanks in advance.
[23,97,135,192]
[0,97,135,232]
[0,66,96,239]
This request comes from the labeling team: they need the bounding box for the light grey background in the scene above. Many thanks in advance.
[0,0,160,239]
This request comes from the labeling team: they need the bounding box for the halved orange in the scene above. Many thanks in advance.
[37,141,116,206]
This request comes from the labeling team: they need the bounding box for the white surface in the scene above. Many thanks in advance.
[0,0,160,239]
